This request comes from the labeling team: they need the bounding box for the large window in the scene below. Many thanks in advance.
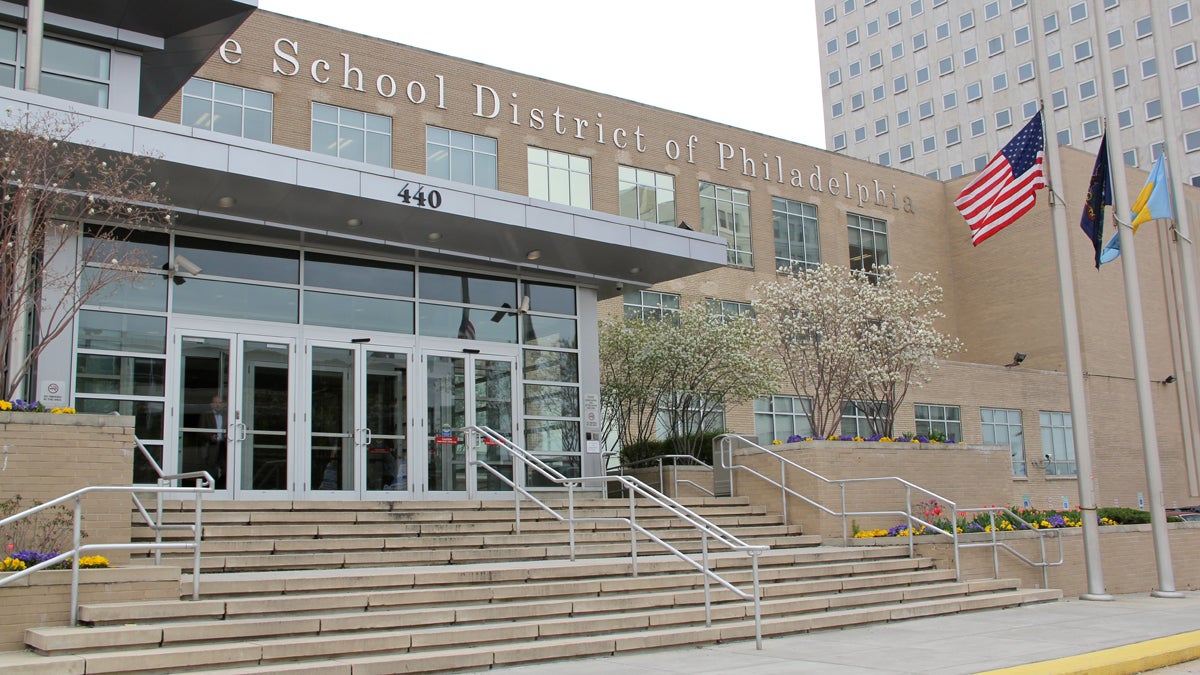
[41,37,110,107]
[527,147,590,209]
[755,396,814,443]
[1040,411,1076,476]
[841,400,888,437]
[618,166,676,227]
[312,103,391,167]
[982,407,1026,476]
[182,78,273,142]
[914,404,961,441]
[426,126,497,188]
[699,182,753,267]
[773,197,820,271]
[848,213,889,276]
[623,290,680,321]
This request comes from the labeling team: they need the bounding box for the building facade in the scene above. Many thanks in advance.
[8,2,1200,513]
[816,0,1200,183]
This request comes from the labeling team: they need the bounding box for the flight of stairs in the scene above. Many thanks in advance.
[1,495,1061,673]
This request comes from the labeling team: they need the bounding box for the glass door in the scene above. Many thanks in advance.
[422,351,517,498]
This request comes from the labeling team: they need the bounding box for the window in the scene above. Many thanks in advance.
[1113,67,1128,89]
[919,100,934,119]
[425,124,495,184]
[966,81,982,101]
[1185,130,1200,153]
[911,0,924,16]
[938,55,954,76]
[974,154,989,170]
[854,126,867,143]
[971,118,986,136]
[1118,108,1133,129]
[1141,57,1157,79]
[832,101,845,117]
[833,132,847,150]
[1083,119,1102,140]
[892,42,904,60]
[1079,79,1097,100]
[1105,0,1119,8]
[1043,13,1059,34]
[936,22,950,41]
[1023,99,1039,119]
[996,108,1012,129]
[773,197,821,271]
[1068,1,1087,23]
[993,72,1009,92]
[922,135,937,153]
[1124,149,1138,167]
[1177,43,1198,68]
[867,19,880,35]
[823,6,837,23]
[826,37,839,55]
[916,66,930,84]
[897,109,911,127]
[1073,40,1092,62]
[875,117,889,135]
[828,69,842,87]
[899,143,914,161]
[872,84,886,102]
[313,103,392,167]
[1171,1,1191,25]
[623,290,680,321]
[1152,142,1165,160]
[1192,176,1200,188]
[707,298,755,319]
[1136,16,1152,39]
[1052,88,1068,109]
[849,60,863,77]
[943,91,957,110]
[894,74,908,93]
[699,182,753,267]
[40,37,111,108]
[1010,0,1026,8]
[878,151,891,166]
[959,11,975,31]
[1108,27,1124,49]
[985,1,1001,20]
[1040,411,1077,476]
[981,408,1025,476]
[755,396,813,443]
[618,166,676,227]
[888,8,902,26]
[851,91,865,110]
[869,50,883,70]
[841,400,888,437]
[1017,62,1035,83]
[182,78,273,142]
[1057,128,1071,146]
[915,404,961,442]
[925,169,941,180]
[949,163,964,179]
[1048,51,1063,71]
[913,31,927,50]
[946,126,961,145]
[958,48,976,69]
[1183,86,1200,109]
[847,28,860,46]
[848,213,889,275]
[988,36,1004,56]
[527,147,591,209]
[1146,98,1162,121]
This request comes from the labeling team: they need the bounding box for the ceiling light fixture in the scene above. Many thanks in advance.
[216,196,237,208]
[427,232,442,242]
[525,249,542,261]
[346,218,362,228]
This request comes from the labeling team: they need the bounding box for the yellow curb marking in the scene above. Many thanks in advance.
[977,630,1200,675]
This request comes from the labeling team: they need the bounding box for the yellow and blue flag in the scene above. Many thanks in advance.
[1099,154,1173,264]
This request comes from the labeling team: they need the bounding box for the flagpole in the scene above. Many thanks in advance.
[1151,0,1200,502]
[1089,1,1180,597]
[1031,0,1109,601]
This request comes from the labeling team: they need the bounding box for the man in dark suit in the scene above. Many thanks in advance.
[204,394,228,489]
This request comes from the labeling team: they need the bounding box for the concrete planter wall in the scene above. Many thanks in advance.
[623,465,714,499]
[0,413,135,564]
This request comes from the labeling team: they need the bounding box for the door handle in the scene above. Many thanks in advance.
[234,421,247,442]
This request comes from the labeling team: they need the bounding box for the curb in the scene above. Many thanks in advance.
[977,629,1200,675]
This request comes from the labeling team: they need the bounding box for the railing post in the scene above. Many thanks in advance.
[841,483,848,545]
[990,511,1000,579]
[629,488,638,576]
[752,551,763,650]
[568,483,576,562]
[514,451,523,535]
[192,478,204,600]
[69,495,83,625]
[778,456,787,521]
[702,533,711,627]
[155,478,165,566]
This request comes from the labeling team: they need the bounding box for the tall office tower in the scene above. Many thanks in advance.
[815,0,1200,183]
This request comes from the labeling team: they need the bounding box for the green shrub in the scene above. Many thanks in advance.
[1096,507,1152,525]
[618,430,725,465]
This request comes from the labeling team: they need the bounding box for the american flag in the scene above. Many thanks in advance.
[954,110,1046,246]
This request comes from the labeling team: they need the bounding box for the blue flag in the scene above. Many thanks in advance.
[1079,134,1111,269]
[1100,154,1173,264]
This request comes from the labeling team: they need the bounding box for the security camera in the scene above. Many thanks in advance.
[173,255,203,276]
[614,282,623,292]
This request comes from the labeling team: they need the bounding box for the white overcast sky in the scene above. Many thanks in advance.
[254,0,826,148]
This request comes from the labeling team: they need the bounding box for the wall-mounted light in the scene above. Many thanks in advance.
[1164,374,1177,384]
[216,196,237,208]
[1005,352,1027,368]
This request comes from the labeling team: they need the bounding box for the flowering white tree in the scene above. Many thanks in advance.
[599,303,781,459]
[753,264,961,438]
[0,109,169,399]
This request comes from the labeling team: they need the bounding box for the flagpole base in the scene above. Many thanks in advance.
[1079,593,1115,602]
[1151,590,1185,599]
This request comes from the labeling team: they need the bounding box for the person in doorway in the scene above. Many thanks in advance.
[204,394,228,489]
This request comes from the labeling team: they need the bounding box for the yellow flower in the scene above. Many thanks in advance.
[50,407,76,414]
[0,400,11,411]
[78,555,109,568]
[910,438,920,443]
[1,556,25,571]
[772,439,783,445]
[880,437,894,443]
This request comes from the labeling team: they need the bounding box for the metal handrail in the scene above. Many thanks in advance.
[612,454,716,497]
[0,482,211,624]
[958,506,1066,588]
[466,425,769,649]
[717,433,961,578]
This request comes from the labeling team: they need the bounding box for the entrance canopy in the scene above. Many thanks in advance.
[5,89,727,298]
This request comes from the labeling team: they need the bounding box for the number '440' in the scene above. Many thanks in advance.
[397,187,442,209]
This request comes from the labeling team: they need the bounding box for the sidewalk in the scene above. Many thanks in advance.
[485,592,1200,674]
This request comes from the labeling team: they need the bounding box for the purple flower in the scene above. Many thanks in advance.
[867,434,884,442]
[917,435,931,443]
[786,435,804,443]
[12,550,57,565]
[967,522,985,532]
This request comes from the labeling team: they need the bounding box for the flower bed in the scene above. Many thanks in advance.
[0,398,75,414]
[854,499,1132,538]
